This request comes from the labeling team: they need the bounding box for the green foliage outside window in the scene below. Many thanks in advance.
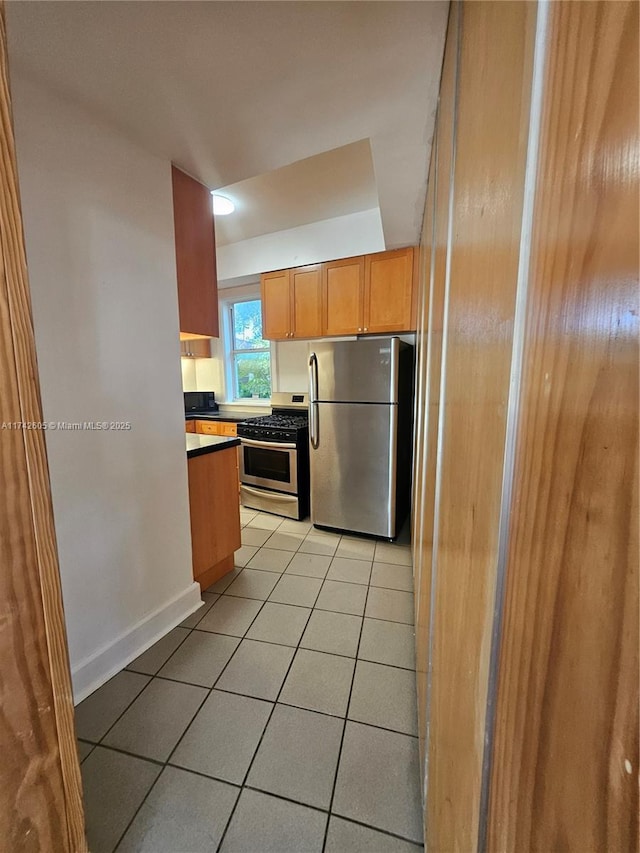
[229,300,271,399]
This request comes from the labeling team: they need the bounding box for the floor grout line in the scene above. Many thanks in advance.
[111,588,276,852]
[321,578,371,853]
[326,812,425,849]
[242,784,329,814]
[214,570,323,853]
[82,512,420,853]
[109,613,221,851]
[83,676,420,744]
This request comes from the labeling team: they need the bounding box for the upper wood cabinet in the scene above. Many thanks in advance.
[180,338,211,358]
[261,264,322,340]
[262,269,292,339]
[261,248,416,341]
[364,247,415,334]
[172,165,219,338]
[291,265,322,338]
[323,256,365,336]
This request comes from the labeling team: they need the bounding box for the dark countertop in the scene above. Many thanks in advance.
[185,410,261,423]
[186,434,241,459]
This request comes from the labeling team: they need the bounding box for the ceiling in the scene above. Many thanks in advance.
[6,1,448,250]
[214,139,378,246]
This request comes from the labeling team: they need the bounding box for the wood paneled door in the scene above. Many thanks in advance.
[411,1,639,851]
[488,2,639,850]
[0,4,86,848]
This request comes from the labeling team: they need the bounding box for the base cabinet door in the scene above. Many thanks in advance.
[187,447,241,587]
[195,420,218,435]
[364,247,415,333]
[322,256,364,335]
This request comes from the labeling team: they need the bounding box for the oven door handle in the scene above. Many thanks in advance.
[241,484,299,502]
[240,437,297,450]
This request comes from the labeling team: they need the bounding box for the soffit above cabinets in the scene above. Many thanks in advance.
[214,140,378,247]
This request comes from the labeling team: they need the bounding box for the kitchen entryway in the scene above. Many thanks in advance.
[75,510,421,852]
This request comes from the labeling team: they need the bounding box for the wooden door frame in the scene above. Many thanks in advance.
[0,4,85,849]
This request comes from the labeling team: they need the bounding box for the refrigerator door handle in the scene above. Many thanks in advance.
[308,352,319,449]
[390,336,399,404]
[388,404,398,535]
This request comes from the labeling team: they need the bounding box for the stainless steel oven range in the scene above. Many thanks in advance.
[237,392,309,520]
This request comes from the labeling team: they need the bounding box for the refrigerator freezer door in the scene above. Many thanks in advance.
[312,337,399,404]
[310,402,397,538]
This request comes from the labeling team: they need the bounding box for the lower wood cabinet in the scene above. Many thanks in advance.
[187,446,241,590]
[185,420,196,433]
[193,420,237,437]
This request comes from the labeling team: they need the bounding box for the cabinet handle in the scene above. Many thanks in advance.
[364,327,368,332]
[358,327,362,332]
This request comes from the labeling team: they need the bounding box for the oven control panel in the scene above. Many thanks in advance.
[238,426,296,443]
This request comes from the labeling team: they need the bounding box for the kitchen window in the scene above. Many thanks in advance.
[225,298,272,401]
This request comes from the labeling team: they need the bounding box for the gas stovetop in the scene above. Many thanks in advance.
[238,409,308,443]
[237,392,309,443]
[246,413,308,429]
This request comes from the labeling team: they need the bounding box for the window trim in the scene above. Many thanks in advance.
[221,293,274,404]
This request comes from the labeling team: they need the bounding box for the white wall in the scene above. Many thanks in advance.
[183,283,311,403]
[12,74,200,702]
[273,340,310,392]
[217,208,385,282]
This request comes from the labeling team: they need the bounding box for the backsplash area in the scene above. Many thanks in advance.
[181,338,309,400]
[180,347,223,393]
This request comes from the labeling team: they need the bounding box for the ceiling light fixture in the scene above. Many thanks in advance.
[212,193,235,216]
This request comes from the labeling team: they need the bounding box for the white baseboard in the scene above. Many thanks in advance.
[71,582,203,704]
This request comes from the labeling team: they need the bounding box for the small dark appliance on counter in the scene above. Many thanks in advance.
[184,391,219,417]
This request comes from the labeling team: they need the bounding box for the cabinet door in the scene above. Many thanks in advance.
[322,256,364,336]
[185,420,196,433]
[261,270,291,339]
[172,165,219,337]
[180,338,211,358]
[291,264,322,339]
[188,448,241,579]
[218,422,237,437]
[364,247,415,333]
[195,420,220,435]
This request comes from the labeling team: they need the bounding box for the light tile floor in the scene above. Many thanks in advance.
[76,509,421,853]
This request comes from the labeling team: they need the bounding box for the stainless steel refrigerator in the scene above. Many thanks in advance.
[308,337,414,539]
